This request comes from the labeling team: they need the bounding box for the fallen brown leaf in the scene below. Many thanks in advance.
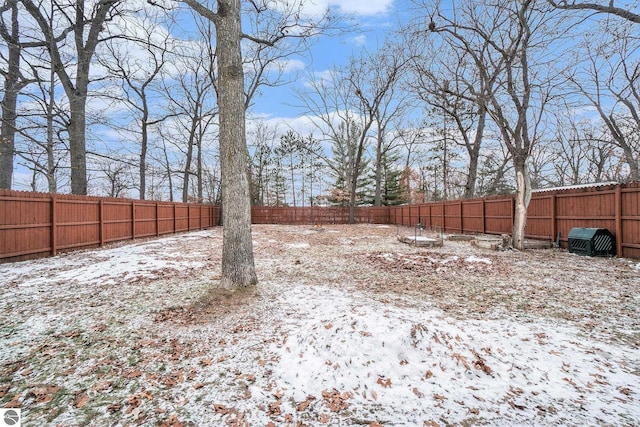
[31,385,60,403]
[296,395,316,411]
[3,393,22,408]
[107,403,122,413]
[74,392,89,408]
[213,404,228,414]
[268,400,281,415]
[377,377,392,388]
[159,414,184,427]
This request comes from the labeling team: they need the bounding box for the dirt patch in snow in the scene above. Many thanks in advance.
[1,224,638,426]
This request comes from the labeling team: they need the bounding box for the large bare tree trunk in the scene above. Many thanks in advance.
[68,95,88,195]
[0,0,20,189]
[512,157,532,250]
[217,0,257,288]
[463,105,487,199]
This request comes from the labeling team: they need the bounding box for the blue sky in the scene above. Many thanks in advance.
[247,0,407,118]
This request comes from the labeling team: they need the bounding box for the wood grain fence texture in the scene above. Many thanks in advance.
[0,190,220,261]
[2,182,639,261]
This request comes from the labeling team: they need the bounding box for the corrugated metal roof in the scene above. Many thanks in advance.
[532,182,618,193]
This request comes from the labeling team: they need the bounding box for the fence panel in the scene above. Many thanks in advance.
[621,186,640,259]
[251,206,389,225]
[429,203,444,229]
[526,195,554,241]
[483,197,513,235]
[56,198,100,251]
[0,190,218,262]
[444,202,463,233]
[134,202,158,238]
[553,189,616,250]
[103,201,133,243]
[461,200,484,234]
[0,192,51,258]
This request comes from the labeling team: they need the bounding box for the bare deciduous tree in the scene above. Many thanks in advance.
[179,0,332,287]
[98,9,176,200]
[347,42,411,206]
[567,24,640,181]
[295,66,371,222]
[408,30,492,199]
[21,0,124,195]
[427,0,563,249]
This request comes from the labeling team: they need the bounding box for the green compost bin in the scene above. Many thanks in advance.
[567,227,616,257]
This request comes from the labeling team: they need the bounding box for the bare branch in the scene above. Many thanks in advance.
[180,0,218,22]
[547,0,640,23]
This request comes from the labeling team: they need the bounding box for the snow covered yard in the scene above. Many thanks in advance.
[1,224,638,427]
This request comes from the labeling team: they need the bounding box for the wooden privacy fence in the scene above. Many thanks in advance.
[0,190,220,261]
[2,183,639,262]
[389,182,640,259]
[251,206,390,225]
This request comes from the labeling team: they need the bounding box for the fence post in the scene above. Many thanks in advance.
[615,185,623,257]
[51,194,57,256]
[173,204,177,233]
[459,200,463,233]
[551,193,557,244]
[155,202,160,237]
[132,200,136,240]
[481,199,486,234]
[99,199,104,247]
[442,201,445,232]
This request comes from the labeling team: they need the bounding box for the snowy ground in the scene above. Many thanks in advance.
[1,224,639,426]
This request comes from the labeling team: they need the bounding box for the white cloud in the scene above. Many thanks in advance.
[349,34,367,46]
[266,58,307,74]
[331,0,394,16]
[277,0,394,18]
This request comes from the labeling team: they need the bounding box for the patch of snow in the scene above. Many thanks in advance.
[272,286,639,425]
[287,243,311,249]
[465,255,492,264]
[411,236,437,242]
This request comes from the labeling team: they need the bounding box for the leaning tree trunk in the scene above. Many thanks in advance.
[512,155,532,250]
[217,0,257,288]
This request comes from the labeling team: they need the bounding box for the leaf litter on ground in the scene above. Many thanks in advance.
[0,224,638,426]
